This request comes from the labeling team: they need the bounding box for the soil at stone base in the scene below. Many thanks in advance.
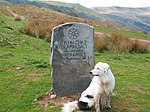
[35,90,81,108]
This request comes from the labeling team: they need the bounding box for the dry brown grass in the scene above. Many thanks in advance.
[20,19,53,41]
[8,4,148,53]
[0,4,103,42]
[94,33,149,53]
[17,4,104,42]
[21,16,103,42]
[21,19,149,53]
[20,18,72,41]
[94,34,110,52]
[132,40,149,53]
[109,33,133,52]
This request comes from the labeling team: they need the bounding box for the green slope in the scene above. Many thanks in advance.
[0,13,54,112]
[0,13,150,112]
[95,26,150,40]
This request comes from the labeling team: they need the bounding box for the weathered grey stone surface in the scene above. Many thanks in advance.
[50,22,94,96]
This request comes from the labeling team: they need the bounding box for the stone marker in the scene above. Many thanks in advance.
[50,22,94,96]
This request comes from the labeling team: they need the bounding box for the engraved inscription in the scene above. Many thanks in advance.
[62,50,86,60]
[68,28,79,39]
[60,40,87,60]
[61,40,87,49]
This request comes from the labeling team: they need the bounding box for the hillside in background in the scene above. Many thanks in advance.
[5,0,150,33]
[0,1,105,42]
[0,1,150,42]
[92,6,150,33]
[5,0,105,21]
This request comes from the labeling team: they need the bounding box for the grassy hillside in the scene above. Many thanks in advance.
[95,26,150,40]
[0,13,150,112]
[1,2,149,41]
[0,13,53,112]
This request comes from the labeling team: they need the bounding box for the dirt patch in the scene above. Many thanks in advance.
[6,6,24,20]
[34,90,81,108]
[129,38,150,45]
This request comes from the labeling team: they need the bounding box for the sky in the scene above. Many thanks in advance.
[49,0,150,8]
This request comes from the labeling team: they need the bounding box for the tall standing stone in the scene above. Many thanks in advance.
[50,22,94,96]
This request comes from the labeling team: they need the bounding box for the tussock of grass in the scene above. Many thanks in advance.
[110,33,133,52]
[94,33,149,53]
[20,19,52,42]
[132,40,149,53]
[22,20,149,53]
[20,17,103,42]
[94,34,109,52]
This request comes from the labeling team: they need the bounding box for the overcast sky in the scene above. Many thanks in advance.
[50,0,150,8]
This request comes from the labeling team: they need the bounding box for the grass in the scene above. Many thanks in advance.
[0,13,150,112]
[95,51,150,112]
